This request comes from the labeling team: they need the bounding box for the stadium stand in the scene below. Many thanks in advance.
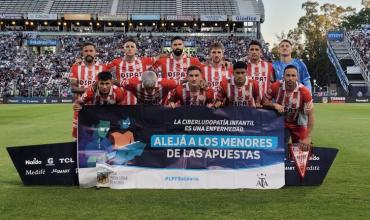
[0,0,49,13]
[0,0,263,17]
[0,0,268,97]
[49,0,113,14]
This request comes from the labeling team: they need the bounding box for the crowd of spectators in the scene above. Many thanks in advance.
[348,26,370,71]
[0,33,269,97]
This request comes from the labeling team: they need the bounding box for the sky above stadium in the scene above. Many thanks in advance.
[261,0,364,46]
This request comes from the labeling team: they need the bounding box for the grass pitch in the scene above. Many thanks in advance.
[1,104,370,220]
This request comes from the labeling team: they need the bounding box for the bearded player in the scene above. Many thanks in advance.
[152,36,202,83]
[263,65,314,146]
[70,42,108,138]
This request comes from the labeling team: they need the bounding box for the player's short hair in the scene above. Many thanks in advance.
[98,71,113,81]
[233,61,247,70]
[171,36,184,43]
[248,40,262,49]
[142,71,157,88]
[210,42,225,51]
[125,38,137,45]
[187,65,202,75]
[284,64,299,74]
[82,42,96,50]
[279,39,292,46]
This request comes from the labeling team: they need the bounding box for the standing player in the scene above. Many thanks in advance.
[107,39,154,85]
[70,42,107,138]
[152,36,202,83]
[202,42,232,90]
[123,71,177,105]
[214,61,261,108]
[168,65,214,107]
[263,65,314,145]
[273,39,312,93]
[246,40,275,99]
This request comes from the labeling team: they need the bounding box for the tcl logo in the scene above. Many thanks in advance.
[58,158,75,164]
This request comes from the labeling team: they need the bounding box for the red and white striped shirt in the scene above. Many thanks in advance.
[216,77,259,107]
[202,64,233,90]
[123,77,177,105]
[107,56,154,85]
[152,54,201,83]
[247,60,274,98]
[265,81,313,124]
[69,62,107,91]
[169,82,214,106]
[79,85,126,105]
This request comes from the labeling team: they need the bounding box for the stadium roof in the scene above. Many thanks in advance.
[0,0,265,18]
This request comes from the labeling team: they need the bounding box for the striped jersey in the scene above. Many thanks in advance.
[216,77,259,107]
[123,77,177,105]
[153,54,201,83]
[202,64,233,90]
[264,81,313,124]
[246,60,274,98]
[69,62,107,89]
[107,56,154,85]
[169,82,214,106]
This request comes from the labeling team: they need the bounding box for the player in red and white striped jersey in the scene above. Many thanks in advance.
[168,65,214,107]
[215,61,261,108]
[123,71,177,105]
[152,36,201,84]
[69,42,108,138]
[107,39,154,85]
[74,71,133,108]
[263,65,314,145]
[246,40,275,99]
[201,42,232,91]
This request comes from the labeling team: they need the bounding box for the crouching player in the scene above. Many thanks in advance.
[214,61,261,108]
[263,65,314,148]
[73,71,136,149]
[168,65,214,107]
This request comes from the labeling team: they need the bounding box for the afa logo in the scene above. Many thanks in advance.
[256,173,269,188]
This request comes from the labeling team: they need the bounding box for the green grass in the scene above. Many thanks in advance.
[1,104,370,220]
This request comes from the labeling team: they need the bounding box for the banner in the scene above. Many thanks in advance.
[27,13,57,20]
[232,15,260,22]
[98,14,128,21]
[64,14,91,21]
[7,142,78,185]
[200,15,227,21]
[0,14,23,19]
[4,97,73,104]
[327,31,344,41]
[131,15,160,20]
[27,39,58,46]
[78,106,285,189]
[285,147,338,186]
[165,15,193,21]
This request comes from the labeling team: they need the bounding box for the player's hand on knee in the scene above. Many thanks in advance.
[73,103,83,112]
